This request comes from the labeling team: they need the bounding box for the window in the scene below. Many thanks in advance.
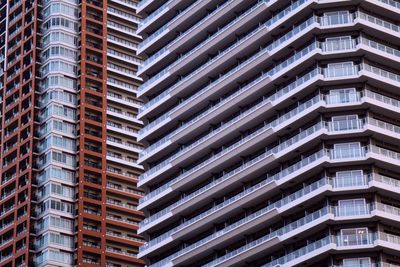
[322,11,351,26]
[41,46,78,61]
[43,3,78,19]
[42,17,78,32]
[335,170,364,187]
[328,88,357,104]
[340,228,369,246]
[343,258,371,267]
[325,36,353,51]
[42,32,78,47]
[333,142,362,159]
[41,75,77,91]
[331,115,359,131]
[338,199,367,216]
[50,216,74,231]
[326,62,357,77]
[41,60,77,76]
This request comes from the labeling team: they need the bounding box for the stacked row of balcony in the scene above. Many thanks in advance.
[104,0,145,266]
[137,0,400,265]
[0,0,42,264]
[32,0,79,265]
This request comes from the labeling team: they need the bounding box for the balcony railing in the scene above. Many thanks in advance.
[140,0,265,53]
[141,138,400,239]
[143,83,374,183]
[140,85,400,205]
[139,15,320,135]
[139,2,355,99]
[149,198,400,267]
[139,0,235,67]
[139,8,399,120]
[140,54,400,161]
[140,64,369,182]
[377,0,400,9]
[142,165,400,256]
[139,0,313,95]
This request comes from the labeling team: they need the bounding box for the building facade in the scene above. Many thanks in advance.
[0,0,144,266]
[136,0,400,266]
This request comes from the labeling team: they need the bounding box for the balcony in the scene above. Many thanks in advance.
[106,247,138,258]
[141,80,395,187]
[140,138,400,231]
[138,0,236,71]
[137,3,352,101]
[106,107,143,125]
[107,137,142,154]
[148,198,400,267]
[106,215,140,227]
[139,8,400,120]
[106,230,144,243]
[107,49,141,66]
[107,20,141,39]
[138,0,308,97]
[107,34,138,50]
[141,167,391,257]
[138,0,178,32]
[107,7,140,24]
[107,77,137,93]
[139,51,400,163]
[106,198,138,212]
[110,0,137,10]
[107,182,144,196]
[107,92,142,109]
[140,91,399,207]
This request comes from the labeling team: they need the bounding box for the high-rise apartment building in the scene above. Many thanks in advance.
[137,0,400,266]
[0,0,144,266]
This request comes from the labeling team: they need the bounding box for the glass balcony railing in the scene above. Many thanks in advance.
[330,145,367,159]
[142,170,371,255]
[139,0,270,87]
[360,36,400,58]
[107,7,140,23]
[139,66,321,158]
[140,122,326,224]
[374,173,400,188]
[144,1,327,98]
[107,21,137,35]
[259,232,378,267]
[335,203,370,217]
[107,34,138,49]
[140,149,325,242]
[141,112,399,231]
[151,199,400,267]
[140,0,267,59]
[141,128,400,231]
[137,0,152,9]
[140,0,245,68]
[140,95,324,181]
[150,207,330,267]
[139,26,363,139]
[139,62,363,181]
[140,0,173,27]
[363,63,400,83]
[139,15,320,135]
[365,89,400,108]
[138,3,353,99]
[141,142,387,249]
[140,57,400,162]
[143,86,366,182]
[140,8,398,117]
[140,84,400,205]
[377,0,400,9]
[358,11,400,33]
